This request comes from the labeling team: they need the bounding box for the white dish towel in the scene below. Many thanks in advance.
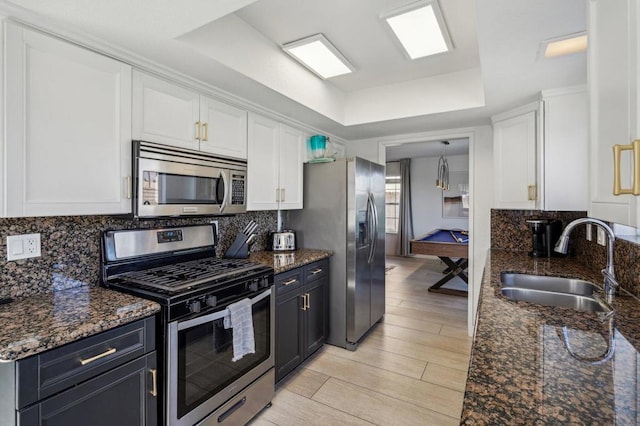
[223,298,255,362]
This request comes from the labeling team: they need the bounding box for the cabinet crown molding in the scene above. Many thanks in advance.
[491,101,540,124]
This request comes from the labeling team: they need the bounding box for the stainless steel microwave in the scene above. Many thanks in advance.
[132,141,247,218]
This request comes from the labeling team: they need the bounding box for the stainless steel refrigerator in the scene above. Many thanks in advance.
[288,157,385,350]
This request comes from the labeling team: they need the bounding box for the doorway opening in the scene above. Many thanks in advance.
[384,137,470,330]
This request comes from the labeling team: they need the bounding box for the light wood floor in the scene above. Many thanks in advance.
[250,256,471,426]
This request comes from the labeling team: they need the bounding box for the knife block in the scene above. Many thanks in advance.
[224,233,250,258]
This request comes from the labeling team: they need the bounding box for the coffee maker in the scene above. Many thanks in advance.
[526,219,562,257]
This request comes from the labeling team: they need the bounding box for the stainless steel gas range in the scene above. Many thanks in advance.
[101,224,274,426]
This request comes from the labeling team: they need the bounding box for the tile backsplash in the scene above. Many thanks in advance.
[0,211,276,298]
[491,209,640,298]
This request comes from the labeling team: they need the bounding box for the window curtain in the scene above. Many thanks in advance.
[396,158,414,256]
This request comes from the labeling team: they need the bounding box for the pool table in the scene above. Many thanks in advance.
[410,229,469,296]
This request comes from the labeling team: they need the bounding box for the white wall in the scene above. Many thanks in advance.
[346,141,381,163]
[410,154,469,237]
[469,126,493,332]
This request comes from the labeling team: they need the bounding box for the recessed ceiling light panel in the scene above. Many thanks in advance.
[382,0,453,60]
[282,34,355,79]
[539,32,587,59]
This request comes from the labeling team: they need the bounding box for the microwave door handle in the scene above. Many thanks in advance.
[219,170,229,213]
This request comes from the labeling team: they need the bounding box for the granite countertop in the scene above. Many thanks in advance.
[249,248,332,274]
[462,249,640,424]
[0,286,160,362]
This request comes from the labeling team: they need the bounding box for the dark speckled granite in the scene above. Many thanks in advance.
[491,209,640,299]
[490,209,587,252]
[0,212,276,299]
[462,250,640,424]
[0,286,159,361]
[249,249,332,274]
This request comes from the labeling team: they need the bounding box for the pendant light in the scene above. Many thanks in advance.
[436,141,450,190]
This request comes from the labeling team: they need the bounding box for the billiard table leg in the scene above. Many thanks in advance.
[428,257,469,296]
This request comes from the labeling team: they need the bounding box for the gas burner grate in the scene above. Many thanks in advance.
[116,258,265,292]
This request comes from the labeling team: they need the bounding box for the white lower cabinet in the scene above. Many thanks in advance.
[492,87,588,211]
[4,22,132,217]
[247,114,304,211]
[132,71,248,159]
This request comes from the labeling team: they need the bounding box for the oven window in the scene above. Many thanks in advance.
[176,296,270,419]
[142,171,224,205]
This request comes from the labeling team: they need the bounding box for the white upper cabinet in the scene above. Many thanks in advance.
[4,22,132,217]
[132,72,199,150]
[492,88,588,211]
[542,87,588,211]
[278,124,305,210]
[199,97,248,159]
[132,71,248,159]
[492,104,539,210]
[588,0,640,227]
[247,113,304,211]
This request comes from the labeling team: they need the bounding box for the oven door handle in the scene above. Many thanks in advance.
[177,288,271,331]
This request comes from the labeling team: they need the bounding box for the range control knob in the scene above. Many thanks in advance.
[188,300,202,314]
[205,295,217,307]
[261,277,270,288]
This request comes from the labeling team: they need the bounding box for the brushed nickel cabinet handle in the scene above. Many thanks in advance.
[305,293,310,310]
[195,121,201,141]
[281,188,285,202]
[309,268,322,275]
[275,188,280,202]
[301,294,307,311]
[282,278,298,286]
[150,369,158,397]
[527,185,537,201]
[80,348,116,365]
[202,122,209,141]
[613,140,640,195]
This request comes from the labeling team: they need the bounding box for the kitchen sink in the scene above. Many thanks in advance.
[499,273,612,313]
[500,273,599,296]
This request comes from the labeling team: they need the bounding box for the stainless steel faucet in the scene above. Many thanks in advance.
[554,217,619,296]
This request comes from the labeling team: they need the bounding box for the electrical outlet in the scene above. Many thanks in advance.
[7,233,41,261]
[586,224,592,241]
[596,227,606,246]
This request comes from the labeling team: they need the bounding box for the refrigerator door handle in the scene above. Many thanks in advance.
[367,193,377,264]
[371,193,379,257]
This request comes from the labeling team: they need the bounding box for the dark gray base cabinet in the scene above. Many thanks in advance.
[19,353,156,426]
[1,316,157,426]
[275,259,329,382]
